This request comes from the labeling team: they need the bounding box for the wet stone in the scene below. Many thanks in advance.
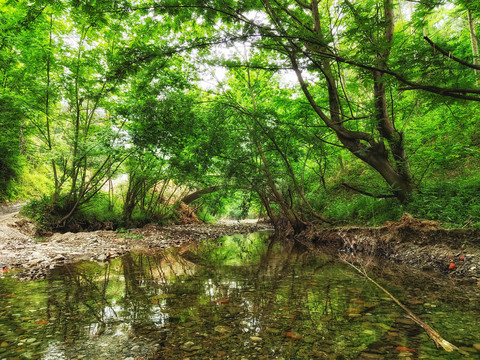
[214,326,230,334]
[396,318,415,325]
[180,341,195,351]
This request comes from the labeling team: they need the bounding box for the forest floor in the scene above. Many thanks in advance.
[1,202,479,284]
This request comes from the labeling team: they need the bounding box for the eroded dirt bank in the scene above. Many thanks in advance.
[295,214,480,280]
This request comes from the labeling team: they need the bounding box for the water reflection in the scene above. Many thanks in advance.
[0,231,479,359]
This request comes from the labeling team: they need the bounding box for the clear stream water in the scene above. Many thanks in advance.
[0,231,479,359]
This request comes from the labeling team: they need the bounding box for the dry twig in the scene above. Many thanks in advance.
[344,260,458,352]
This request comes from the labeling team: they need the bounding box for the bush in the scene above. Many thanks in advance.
[23,193,122,232]
[323,195,403,226]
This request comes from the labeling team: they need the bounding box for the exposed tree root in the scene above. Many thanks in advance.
[344,260,459,352]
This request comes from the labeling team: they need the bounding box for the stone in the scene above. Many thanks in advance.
[214,326,230,334]
[180,341,195,351]
[265,327,280,334]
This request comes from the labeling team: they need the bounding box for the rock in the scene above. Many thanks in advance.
[97,254,107,262]
[214,325,230,334]
[180,341,195,351]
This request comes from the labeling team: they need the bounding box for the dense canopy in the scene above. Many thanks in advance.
[1,0,480,230]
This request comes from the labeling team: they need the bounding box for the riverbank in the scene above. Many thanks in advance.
[295,213,480,281]
[2,210,480,283]
[0,214,273,280]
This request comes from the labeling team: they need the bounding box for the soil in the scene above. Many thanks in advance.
[295,213,480,281]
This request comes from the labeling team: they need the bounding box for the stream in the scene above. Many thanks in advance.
[0,231,479,359]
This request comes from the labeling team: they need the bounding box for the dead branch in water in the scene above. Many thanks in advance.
[344,260,459,352]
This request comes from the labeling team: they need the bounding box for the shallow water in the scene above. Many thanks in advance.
[0,231,479,359]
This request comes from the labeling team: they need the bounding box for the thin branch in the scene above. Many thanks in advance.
[344,260,459,353]
[341,183,396,198]
[424,36,480,70]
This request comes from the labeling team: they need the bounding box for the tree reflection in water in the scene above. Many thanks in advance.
[0,231,478,359]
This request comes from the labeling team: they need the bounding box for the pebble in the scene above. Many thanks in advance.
[397,318,415,325]
[180,341,195,351]
[214,325,230,334]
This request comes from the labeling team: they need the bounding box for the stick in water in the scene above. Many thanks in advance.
[344,260,458,352]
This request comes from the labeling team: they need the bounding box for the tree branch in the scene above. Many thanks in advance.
[341,183,396,198]
[424,36,480,70]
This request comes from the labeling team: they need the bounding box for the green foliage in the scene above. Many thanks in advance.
[23,193,122,231]
[118,231,143,240]
[321,172,480,228]
[407,175,480,228]
[5,0,480,231]
[0,96,24,200]
[324,195,404,227]
[22,195,61,230]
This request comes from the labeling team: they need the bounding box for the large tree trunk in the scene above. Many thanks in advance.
[181,186,220,205]
[285,0,415,203]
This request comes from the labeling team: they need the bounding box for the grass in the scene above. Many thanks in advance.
[322,173,480,229]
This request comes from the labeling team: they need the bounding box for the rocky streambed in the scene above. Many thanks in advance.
[1,203,480,284]
[0,214,272,280]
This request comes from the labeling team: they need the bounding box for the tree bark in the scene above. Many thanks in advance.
[181,186,221,205]
[468,10,480,84]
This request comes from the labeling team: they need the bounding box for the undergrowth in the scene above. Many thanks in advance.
[323,174,480,229]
